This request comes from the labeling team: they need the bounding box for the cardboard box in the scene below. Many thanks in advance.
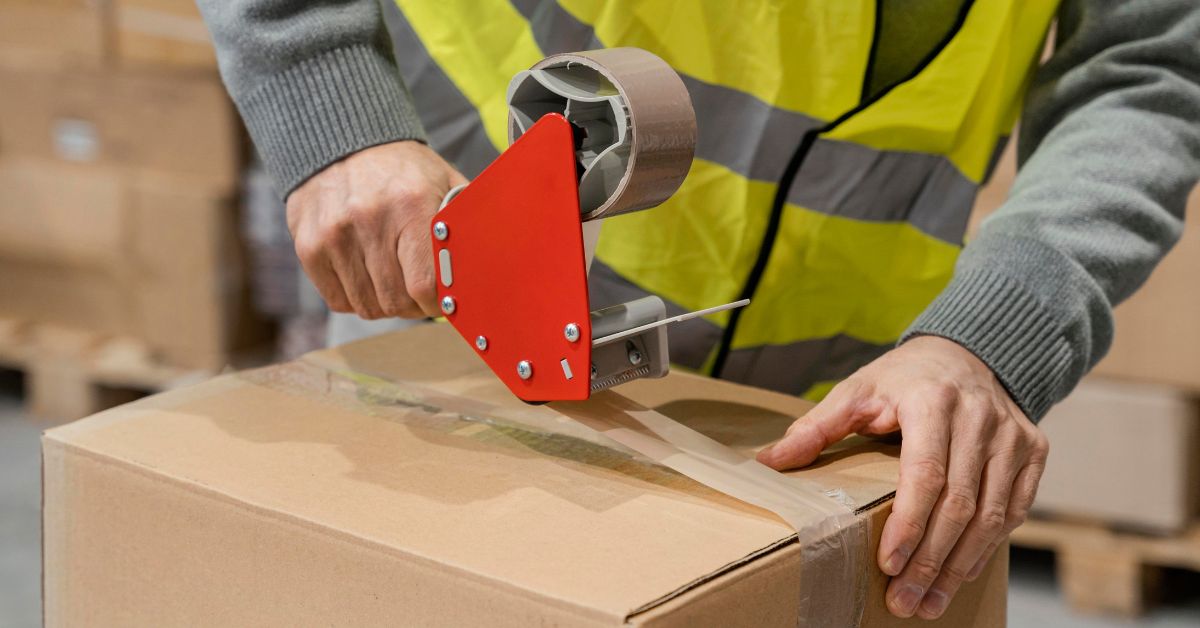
[43,324,1007,627]
[0,159,256,369]
[0,159,125,267]
[112,0,218,71]
[972,143,1200,391]
[1033,378,1200,534]
[0,61,240,188]
[0,0,108,67]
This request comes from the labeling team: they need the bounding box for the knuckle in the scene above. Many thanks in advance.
[928,381,959,409]
[835,377,866,398]
[1006,506,1030,531]
[294,239,321,265]
[405,276,439,312]
[941,490,977,527]
[908,553,944,582]
[895,514,927,541]
[407,274,437,305]
[1033,432,1050,460]
[349,202,390,232]
[909,458,948,490]
[319,216,352,244]
[976,506,1007,535]
[386,182,424,208]
[939,562,970,584]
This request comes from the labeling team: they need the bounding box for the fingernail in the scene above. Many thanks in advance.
[883,547,911,576]
[890,584,924,616]
[920,589,950,618]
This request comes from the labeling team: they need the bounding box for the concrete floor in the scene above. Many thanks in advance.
[1,380,1198,628]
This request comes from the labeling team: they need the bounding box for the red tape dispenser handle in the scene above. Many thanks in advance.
[431,114,592,402]
[429,48,717,403]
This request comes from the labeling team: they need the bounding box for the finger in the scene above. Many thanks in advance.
[398,226,440,317]
[329,246,384,319]
[886,404,987,618]
[363,231,422,318]
[917,455,1015,619]
[877,399,950,585]
[965,451,1045,584]
[755,382,867,470]
[295,243,352,313]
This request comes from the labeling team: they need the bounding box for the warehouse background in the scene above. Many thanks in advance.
[1,1,1199,626]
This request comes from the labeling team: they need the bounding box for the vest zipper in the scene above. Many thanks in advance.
[709,0,977,380]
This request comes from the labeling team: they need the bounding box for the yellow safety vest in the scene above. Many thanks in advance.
[389,0,1059,399]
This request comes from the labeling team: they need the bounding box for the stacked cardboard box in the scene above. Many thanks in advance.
[0,0,262,371]
[973,142,1200,534]
[43,324,1008,627]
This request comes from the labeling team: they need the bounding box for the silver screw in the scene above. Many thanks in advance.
[440,295,456,315]
[564,323,581,343]
[627,348,643,365]
[433,221,449,241]
[475,335,488,351]
[516,360,533,380]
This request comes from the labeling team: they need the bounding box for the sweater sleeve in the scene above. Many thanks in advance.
[195,0,426,196]
[903,0,1200,421]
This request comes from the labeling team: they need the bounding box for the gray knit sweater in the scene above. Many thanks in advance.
[196,0,1200,421]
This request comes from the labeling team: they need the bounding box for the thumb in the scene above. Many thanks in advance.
[757,385,865,470]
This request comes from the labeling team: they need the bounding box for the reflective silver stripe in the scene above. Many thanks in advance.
[509,0,823,183]
[511,0,602,51]
[789,140,978,244]
[383,1,500,178]
[588,261,722,370]
[508,0,979,245]
[719,337,893,397]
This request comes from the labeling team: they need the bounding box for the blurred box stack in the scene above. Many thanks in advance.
[0,0,279,420]
[973,142,1200,618]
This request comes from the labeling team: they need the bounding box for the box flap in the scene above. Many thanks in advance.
[45,324,901,620]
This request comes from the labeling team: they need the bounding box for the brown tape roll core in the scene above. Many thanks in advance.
[507,48,697,221]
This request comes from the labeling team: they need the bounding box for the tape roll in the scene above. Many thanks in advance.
[507,48,697,221]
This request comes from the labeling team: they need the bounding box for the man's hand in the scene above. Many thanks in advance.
[286,141,468,319]
[756,336,1048,620]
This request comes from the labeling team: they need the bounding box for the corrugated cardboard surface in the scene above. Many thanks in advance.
[44,324,1005,626]
[1035,378,1200,533]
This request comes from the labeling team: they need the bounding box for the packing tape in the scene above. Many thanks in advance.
[250,355,869,627]
[507,48,697,221]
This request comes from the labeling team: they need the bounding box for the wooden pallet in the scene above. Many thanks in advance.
[0,318,214,422]
[1011,516,1200,617]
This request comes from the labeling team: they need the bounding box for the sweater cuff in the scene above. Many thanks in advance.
[901,267,1075,422]
[239,44,427,196]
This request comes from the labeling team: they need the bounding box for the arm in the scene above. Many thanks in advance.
[759,0,1200,620]
[197,0,464,318]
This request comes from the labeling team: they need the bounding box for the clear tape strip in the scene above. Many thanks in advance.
[249,357,867,626]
